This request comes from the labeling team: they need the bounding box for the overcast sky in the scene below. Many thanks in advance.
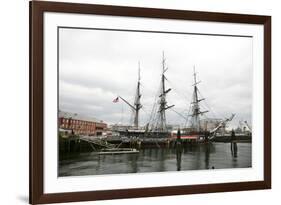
[59,27,253,128]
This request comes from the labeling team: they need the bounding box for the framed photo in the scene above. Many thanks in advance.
[30,1,271,204]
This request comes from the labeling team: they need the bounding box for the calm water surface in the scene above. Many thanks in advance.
[59,142,251,176]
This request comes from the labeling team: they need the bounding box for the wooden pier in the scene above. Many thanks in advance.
[98,148,139,155]
[59,133,251,155]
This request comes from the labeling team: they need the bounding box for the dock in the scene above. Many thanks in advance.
[98,148,139,155]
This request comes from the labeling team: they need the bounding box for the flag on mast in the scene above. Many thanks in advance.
[113,97,119,103]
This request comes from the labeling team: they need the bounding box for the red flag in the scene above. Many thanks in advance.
[113,97,119,103]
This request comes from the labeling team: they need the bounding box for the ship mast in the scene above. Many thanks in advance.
[157,52,174,131]
[191,66,208,132]
[118,63,142,129]
[133,62,142,128]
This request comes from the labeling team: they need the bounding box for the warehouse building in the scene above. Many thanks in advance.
[59,111,107,136]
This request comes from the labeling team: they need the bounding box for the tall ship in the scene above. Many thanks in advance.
[113,52,174,138]
[111,52,235,142]
[179,67,235,142]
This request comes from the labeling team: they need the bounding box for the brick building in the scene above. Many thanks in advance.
[59,111,107,136]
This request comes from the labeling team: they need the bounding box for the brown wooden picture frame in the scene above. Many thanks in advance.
[30,1,271,204]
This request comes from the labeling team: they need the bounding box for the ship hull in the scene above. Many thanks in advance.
[116,130,171,138]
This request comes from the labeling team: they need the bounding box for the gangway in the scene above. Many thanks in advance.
[79,136,116,149]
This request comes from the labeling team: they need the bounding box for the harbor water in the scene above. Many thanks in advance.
[59,142,251,177]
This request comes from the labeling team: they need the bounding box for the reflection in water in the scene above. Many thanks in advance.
[176,129,183,171]
[204,143,210,169]
[230,130,238,158]
[231,142,238,158]
[176,149,182,171]
[59,142,251,177]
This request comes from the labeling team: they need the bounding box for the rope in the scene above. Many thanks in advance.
[170,108,189,121]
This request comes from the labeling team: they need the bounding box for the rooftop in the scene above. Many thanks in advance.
[59,110,106,124]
